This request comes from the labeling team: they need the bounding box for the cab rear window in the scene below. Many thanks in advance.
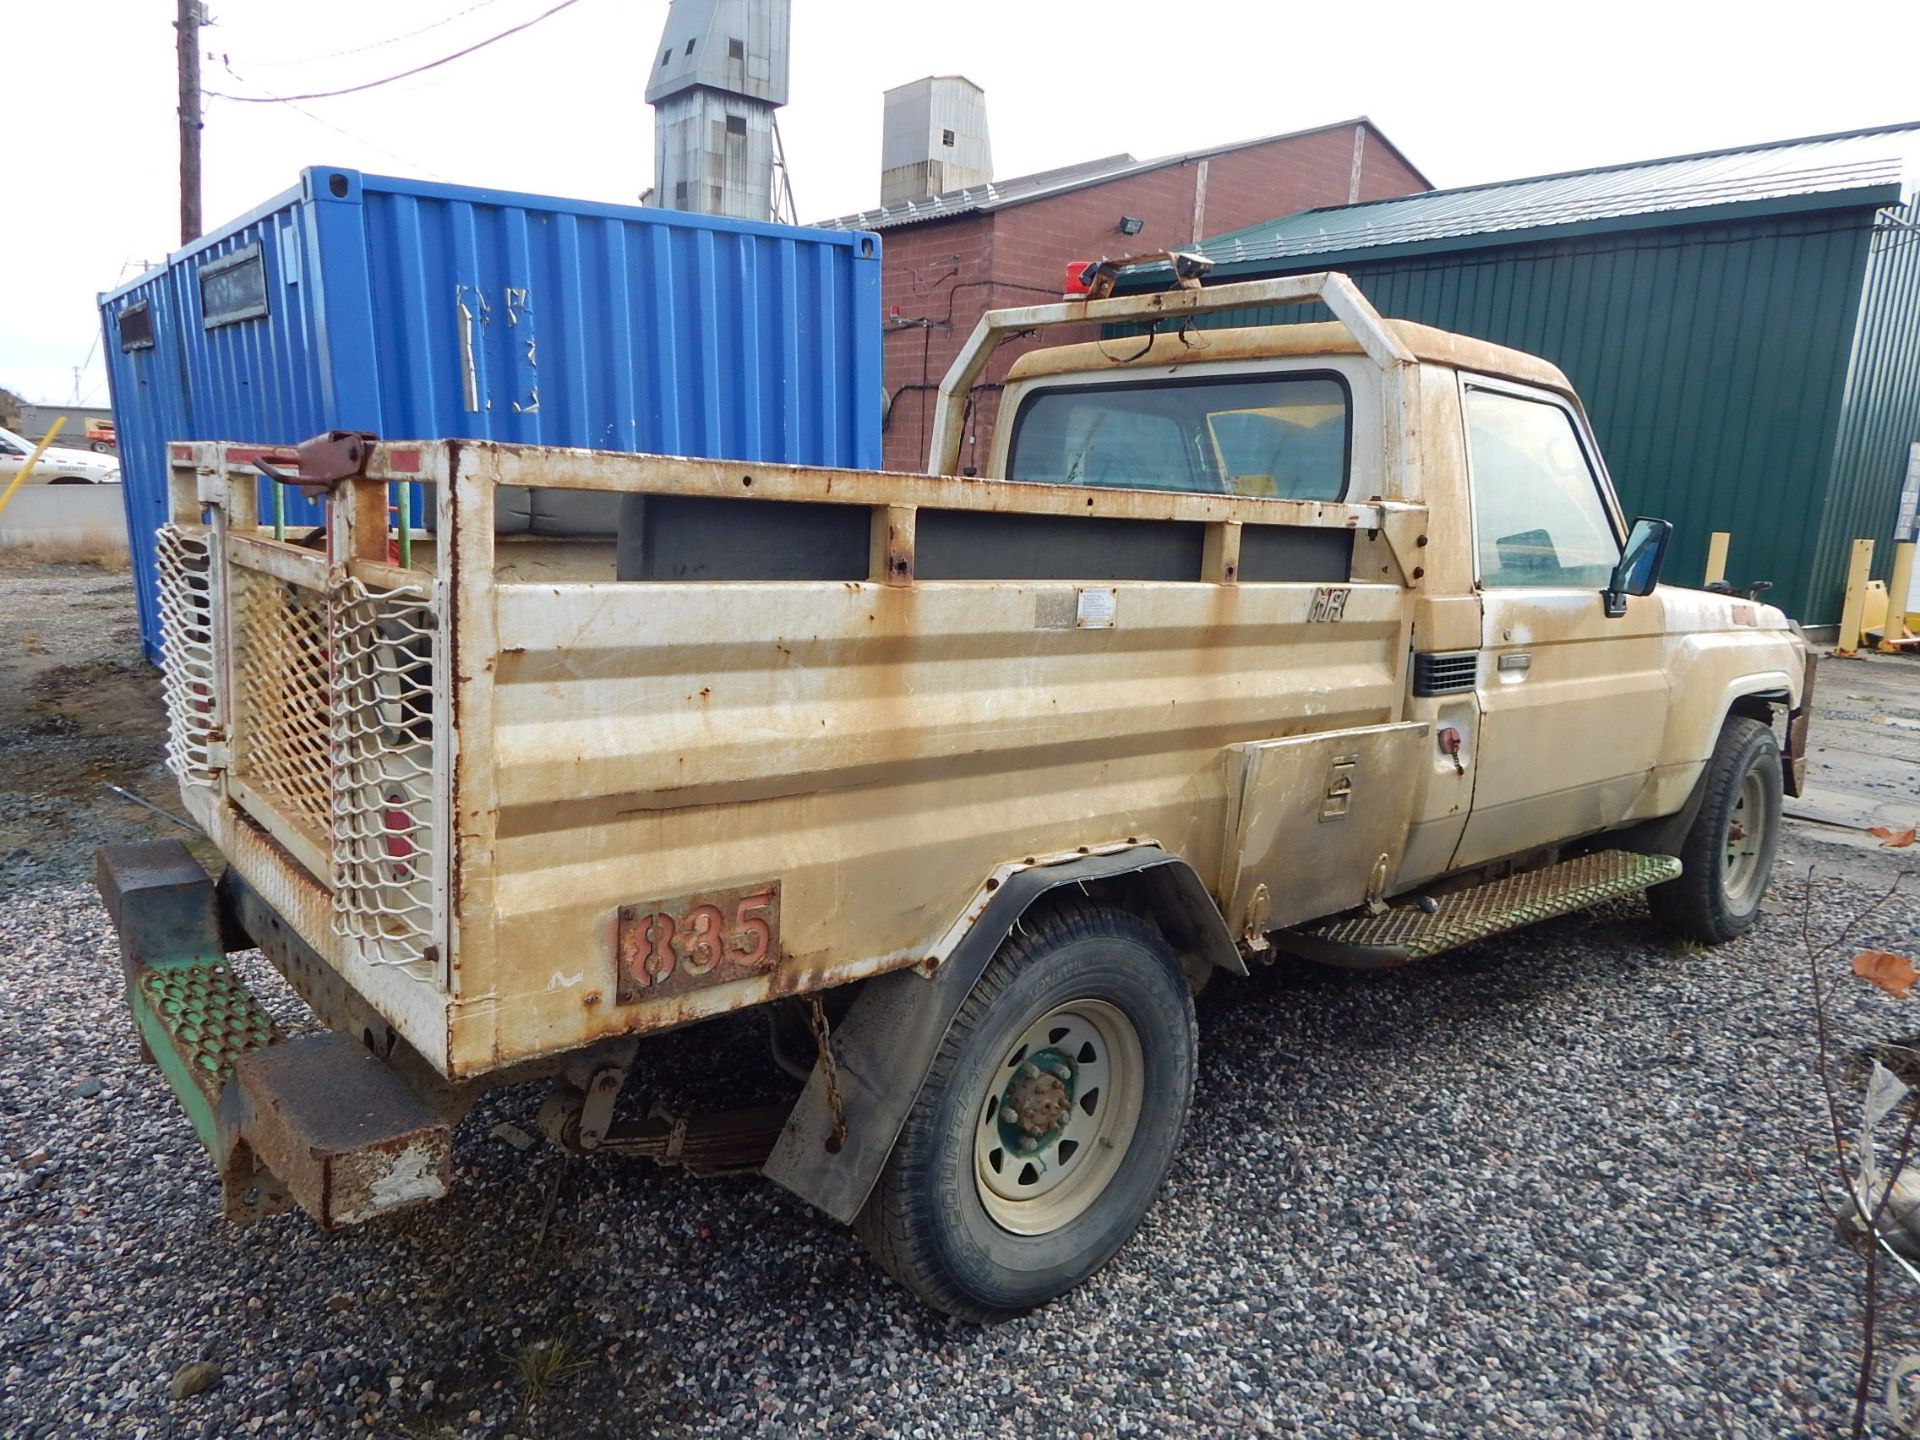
[1005,372,1349,500]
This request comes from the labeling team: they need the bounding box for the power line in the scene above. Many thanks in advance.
[239,0,510,68]
[215,56,453,178]
[204,0,586,104]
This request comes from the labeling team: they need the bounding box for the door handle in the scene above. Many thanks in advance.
[1497,652,1532,674]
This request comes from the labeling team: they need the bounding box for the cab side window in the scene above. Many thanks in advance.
[1465,387,1619,589]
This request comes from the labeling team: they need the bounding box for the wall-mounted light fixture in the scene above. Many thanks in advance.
[1117,215,1144,236]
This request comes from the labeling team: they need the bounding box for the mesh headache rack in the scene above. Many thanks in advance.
[155,443,445,974]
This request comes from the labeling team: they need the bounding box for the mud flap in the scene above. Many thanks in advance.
[761,847,1237,1225]
[1783,651,1817,799]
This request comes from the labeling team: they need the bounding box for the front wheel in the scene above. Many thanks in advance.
[854,901,1196,1322]
[1649,716,1783,943]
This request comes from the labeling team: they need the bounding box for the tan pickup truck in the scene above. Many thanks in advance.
[98,270,1812,1322]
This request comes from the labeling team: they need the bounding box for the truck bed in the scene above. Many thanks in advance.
[157,439,1426,1079]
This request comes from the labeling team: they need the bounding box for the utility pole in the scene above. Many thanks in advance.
[176,0,201,244]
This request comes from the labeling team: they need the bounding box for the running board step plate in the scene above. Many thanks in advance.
[1277,850,1682,968]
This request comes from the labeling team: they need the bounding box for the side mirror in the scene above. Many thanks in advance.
[1604,516,1672,618]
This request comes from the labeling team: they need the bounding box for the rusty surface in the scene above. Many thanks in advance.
[96,840,226,974]
[598,1102,795,1177]
[1006,1065,1070,1136]
[230,1032,451,1229]
[468,437,1424,536]
[250,429,377,494]
[616,881,781,1005]
[1000,319,1575,396]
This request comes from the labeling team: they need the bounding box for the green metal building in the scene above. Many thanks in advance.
[1126,125,1920,624]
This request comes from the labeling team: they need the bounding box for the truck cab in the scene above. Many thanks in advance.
[977,295,1808,935]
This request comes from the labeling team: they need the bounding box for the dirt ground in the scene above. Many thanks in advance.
[1781,648,1920,884]
[0,561,220,883]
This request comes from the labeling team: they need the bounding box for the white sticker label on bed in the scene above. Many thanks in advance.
[1075,587,1117,629]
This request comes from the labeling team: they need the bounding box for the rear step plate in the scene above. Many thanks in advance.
[1278,850,1682,967]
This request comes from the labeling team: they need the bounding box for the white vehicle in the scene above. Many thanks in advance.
[0,424,120,484]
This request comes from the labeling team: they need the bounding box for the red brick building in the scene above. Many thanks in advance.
[824,118,1431,472]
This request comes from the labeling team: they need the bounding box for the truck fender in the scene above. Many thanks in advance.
[761,845,1240,1224]
[1615,678,1796,858]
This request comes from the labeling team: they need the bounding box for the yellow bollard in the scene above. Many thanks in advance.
[1704,531,1731,587]
[1882,541,1917,652]
[1836,538,1875,655]
[0,416,66,521]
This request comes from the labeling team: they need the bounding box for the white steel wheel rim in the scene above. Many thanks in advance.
[971,998,1145,1237]
[1723,767,1769,909]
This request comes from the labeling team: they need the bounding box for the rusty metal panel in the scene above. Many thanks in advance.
[1221,721,1429,937]
[159,437,1419,1083]
[453,571,1410,1073]
[616,882,780,1004]
[231,1033,450,1228]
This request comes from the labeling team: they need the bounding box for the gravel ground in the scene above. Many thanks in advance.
[5,567,1920,1439]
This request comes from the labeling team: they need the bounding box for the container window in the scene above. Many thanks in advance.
[1007,372,1351,500]
[728,37,744,59]
[118,299,155,352]
[726,114,747,137]
[199,243,269,328]
[660,49,671,67]
[684,38,695,55]
[942,129,956,148]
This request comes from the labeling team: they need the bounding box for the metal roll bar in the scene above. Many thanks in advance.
[925,270,1417,478]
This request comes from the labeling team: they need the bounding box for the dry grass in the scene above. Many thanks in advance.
[507,1336,594,1402]
[0,538,131,571]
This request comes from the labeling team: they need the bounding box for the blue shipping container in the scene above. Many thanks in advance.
[99,166,883,660]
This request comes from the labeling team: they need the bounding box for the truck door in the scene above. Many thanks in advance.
[1452,378,1667,869]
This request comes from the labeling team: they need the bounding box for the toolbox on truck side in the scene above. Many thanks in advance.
[101,268,1810,1322]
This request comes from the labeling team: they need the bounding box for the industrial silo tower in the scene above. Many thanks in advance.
[645,0,791,220]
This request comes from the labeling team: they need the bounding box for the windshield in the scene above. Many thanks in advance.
[1006,373,1349,499]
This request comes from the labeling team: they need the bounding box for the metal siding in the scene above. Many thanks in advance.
[1201,127,1911,267]
[100,168,882,656]
[1821,200,1920,611]
[1153,211,1878,621]
[100,270,192,658]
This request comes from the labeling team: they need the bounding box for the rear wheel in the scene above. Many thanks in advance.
[1649,716,1782,943]
[854,902,1196,1322]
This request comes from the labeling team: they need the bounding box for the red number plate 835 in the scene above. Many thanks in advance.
[615,881,781,1004]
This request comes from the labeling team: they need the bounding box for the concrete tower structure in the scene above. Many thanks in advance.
[646,0,790,220]
[880,76,992,207]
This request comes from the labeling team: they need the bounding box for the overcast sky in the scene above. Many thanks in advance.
[4,0,1916,407]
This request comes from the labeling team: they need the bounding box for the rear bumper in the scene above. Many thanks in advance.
[95,840,453,1227]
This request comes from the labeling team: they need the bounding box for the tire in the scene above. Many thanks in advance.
[1648,716,1783,943]
[854,901,1197,1322]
